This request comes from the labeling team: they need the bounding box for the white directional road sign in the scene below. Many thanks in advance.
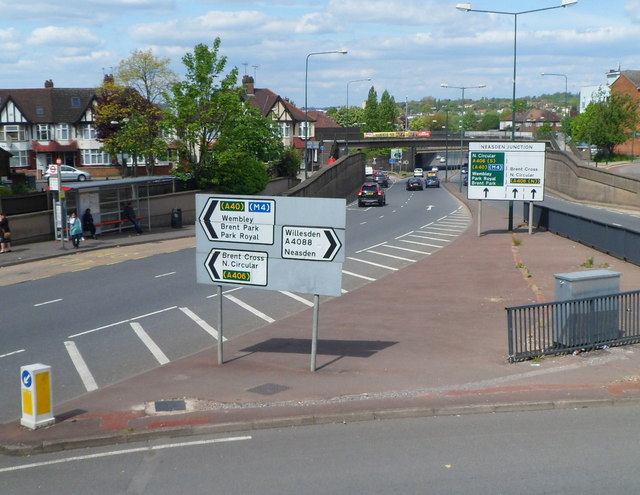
[204,248,268,286]
[281,226,342,261]
[467,142,546,201]
[199,197,275,244]
[196,195,345,296]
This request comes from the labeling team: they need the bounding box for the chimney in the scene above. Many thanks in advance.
[242,75,255,96]
[44,79,54,88]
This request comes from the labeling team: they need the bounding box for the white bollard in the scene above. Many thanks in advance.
[20,364,55,430]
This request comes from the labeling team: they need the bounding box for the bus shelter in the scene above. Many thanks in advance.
[51,176,179,240]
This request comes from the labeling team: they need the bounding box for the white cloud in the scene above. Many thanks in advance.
[27,27,103,48]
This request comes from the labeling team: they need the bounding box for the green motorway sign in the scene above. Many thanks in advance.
[470,152,505,187]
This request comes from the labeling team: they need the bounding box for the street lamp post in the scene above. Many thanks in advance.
[346,78,371,154]
[440,83,485,192]
[541,72,569,150]
[456,0,578,228]
[304,49,348,179]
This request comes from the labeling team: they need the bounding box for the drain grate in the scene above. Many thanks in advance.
[247,383,291,396]
[155,400,187,412]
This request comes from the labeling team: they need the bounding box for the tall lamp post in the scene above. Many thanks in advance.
[440,83,486,192]
[456,0,578,228]
[541,72,569,150]
[346,78,371,154]
[304,49,348,179]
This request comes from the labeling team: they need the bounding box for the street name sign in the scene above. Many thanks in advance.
[199,197,275,244]
[467,142,546,201]
[281,226,342,261]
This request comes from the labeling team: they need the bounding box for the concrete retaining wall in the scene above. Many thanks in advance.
[546,151,640,210]
[285,153,365,199]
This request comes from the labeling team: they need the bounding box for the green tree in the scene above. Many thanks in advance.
[95,76,164,177]
[572,89,638,156]
[478,113,500,131]
[212,149,268,194]
[362,86,380,132]
[379,90,399,131]
[163,38,240,187]
[271,147,301,178]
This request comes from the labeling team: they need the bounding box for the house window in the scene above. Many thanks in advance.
[56,124,70,140]
[36,106,45,116]
[9,150,29,168]
[37,124,51,140]
[279,122,291,138]
[81,149,110,165]
[80,124,96,139]
[299,121,310,139]
[0,125,27,142]
[71,97,81,107]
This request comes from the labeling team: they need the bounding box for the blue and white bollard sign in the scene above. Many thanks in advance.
[20,364,54,430]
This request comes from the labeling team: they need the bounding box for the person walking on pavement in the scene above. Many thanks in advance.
[68,211,83,249]
[0,213,11,253]
[82,208,97,239]
[122,202,143,235]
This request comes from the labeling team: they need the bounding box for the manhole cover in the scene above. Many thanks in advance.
[155,400,187,412]
[247,383,291,396]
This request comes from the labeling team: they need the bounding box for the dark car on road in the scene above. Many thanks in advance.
[425,172,440,188]
[358,182,386,207]
[373,172,389,188]
[406,177,423,191]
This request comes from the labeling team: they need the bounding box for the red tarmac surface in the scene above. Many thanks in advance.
[3,182,640,455]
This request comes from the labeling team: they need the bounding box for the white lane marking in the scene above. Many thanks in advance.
[179,307,226,341]
[347,257,398,271]
[224,294,275,323]
[64,341,98,392]
[206,286,242,298]
[130,322,169,365]
[355,241,386,254]
[0,436,252,474]
[400,237,445,248]
[423,226,465,233]
[342,270,376,281]
[34,298,63,307]
[367,250,416,262]
[68,306,178,338]
[418,228,459,236]
[0,349,25,359]
[154,271,176,278]
[398,239,444,249]
[279,291,314,307]
[383,244,431,255]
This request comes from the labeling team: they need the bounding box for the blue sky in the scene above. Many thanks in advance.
[1,1,638,108]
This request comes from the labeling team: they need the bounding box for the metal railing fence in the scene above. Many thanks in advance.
[507,290,640,362]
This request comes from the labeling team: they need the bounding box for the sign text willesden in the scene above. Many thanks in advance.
[281,226,342,261]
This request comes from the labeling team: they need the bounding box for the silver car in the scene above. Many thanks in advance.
[45,165,92,182]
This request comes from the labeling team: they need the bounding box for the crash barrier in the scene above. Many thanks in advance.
[527,202,640,267]
[506,290,640,362]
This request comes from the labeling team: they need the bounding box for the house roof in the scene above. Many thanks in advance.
[501,109,562,123]
[307,110,341,128]
[619,70,640,89]
[0,86,97,124]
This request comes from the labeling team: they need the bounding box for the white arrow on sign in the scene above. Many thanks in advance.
[281,226,342,261]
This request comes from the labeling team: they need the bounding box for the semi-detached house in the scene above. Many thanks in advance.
[0,80,105,176]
